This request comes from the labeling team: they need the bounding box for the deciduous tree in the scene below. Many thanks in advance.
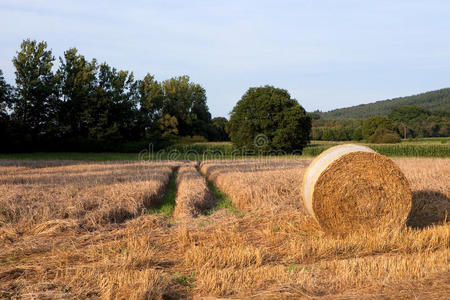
[228,85,311,153]
[12,39,59,136]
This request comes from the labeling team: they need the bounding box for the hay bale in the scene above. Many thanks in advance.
[302,144,411,234]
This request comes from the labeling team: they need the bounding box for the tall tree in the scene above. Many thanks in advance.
[0,69,14,143]
[12,39,59,136]
[0,69,12,115]
[161,75,211,137]
[88,63,137,141]
[58,48,97,138]
[389,105,432,138]
[190,83,212,137]
[137,73,164,137]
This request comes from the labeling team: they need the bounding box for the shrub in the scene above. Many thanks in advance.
[176,136,209,144]
[368,128,401,144]
[362,116,395,140]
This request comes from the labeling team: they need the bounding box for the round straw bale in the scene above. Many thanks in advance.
[302,144,411,234]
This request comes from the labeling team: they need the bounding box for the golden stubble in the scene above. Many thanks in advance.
[0,158,448,299]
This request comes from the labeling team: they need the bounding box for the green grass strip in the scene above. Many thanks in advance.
[205,179,243,217]
[148,170,178,217]
[0,152,141,161]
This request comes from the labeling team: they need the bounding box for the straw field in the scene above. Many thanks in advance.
[174,163,214,219]
[0,158,449,299]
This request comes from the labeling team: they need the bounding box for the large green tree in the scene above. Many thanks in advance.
[12,39,59,136]
[362,116,400,143]
[388,105,448,138]
[0,69,14,143]
[362,116,394,140]
[228,85,311,153]
[58,48,97,138]
[137,73,164,138]
[0,69,12,115]
[210,117,229,141]
[88,63,137,141]
[59,51,139,142]
[389,105,429,123]
[161,76,211,137]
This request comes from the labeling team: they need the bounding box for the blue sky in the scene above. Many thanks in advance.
[1,0,450,117]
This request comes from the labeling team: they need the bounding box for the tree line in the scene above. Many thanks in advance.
[2,40,446,152]
[320,88,450,119]
[310,105,449,143]
[0,39,229,152]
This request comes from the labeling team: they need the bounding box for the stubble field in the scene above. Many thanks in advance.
[0,158,449,299]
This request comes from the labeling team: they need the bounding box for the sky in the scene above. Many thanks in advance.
[1,0,450,117]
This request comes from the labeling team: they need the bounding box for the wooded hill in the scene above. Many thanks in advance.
[320,88,450,119]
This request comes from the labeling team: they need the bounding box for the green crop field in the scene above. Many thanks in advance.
[0,137,448,162]
[305,138,450,157]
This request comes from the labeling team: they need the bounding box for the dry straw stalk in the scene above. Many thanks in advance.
[174,164,214,218]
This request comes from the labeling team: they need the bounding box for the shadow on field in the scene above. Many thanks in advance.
[407,190,449,229]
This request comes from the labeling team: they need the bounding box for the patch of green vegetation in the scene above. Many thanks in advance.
[1,137,448,162]
[0,255,17,264]
[147,171,178,217]
[0,152,142,161]
[174,272,197,289]
[302,141,450,157]
[197,219,212,227]
[369,144,450,157]
[401,137,449,144]
[302,145,330,157]
[287,263,299,274]
[205,179,243,217]
[287,263,313,274]
[206,180,232,209]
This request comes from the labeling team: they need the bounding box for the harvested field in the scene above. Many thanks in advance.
[0,158,449,299]
[174,163,214,219]
[0,161,179,236]
[200,159,310,212]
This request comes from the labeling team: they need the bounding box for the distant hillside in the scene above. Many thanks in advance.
[321,88,450,119]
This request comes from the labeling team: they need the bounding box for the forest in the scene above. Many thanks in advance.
[310,93,449,142]
[0,39,229,152]
[320,88,450,119]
